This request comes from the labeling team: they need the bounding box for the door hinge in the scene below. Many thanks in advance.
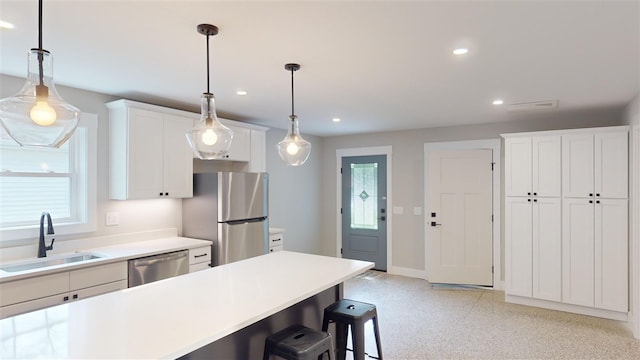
[341,248,343,255]
[340,167,343,174]
[340,208,343,214]
[491,214,494,222]
[491,162,495,171]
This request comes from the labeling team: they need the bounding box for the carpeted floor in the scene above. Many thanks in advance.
[342,271,640,359]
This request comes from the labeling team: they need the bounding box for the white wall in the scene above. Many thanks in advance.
[320,108,626,277]
[0,74,183,248]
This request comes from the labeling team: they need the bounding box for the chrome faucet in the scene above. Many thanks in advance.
[37,212,55,258]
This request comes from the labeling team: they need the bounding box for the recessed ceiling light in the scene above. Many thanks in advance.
[493,99,504,105]
[0,20,15,29]
[332,118,341,123]
[236,90,248,96]
[453,48,468,55]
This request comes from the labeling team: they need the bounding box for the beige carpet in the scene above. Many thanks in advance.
[342,271,640,359]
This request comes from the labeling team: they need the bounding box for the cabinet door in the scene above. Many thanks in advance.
[0,293,68,319]
[595,199,628,312]
[224,124,251,162]
[562,134,594,198]
[532,136,561,197]
[505,138,532,197]
[127,108,164,199]
[163,114,194,198]
[0,272,68,307]
[595,132,628,199]
[532,197,561,302]
[69,262,127,291]
[505,197,532,297]
[72,280,128,302]
[562,198,594,307]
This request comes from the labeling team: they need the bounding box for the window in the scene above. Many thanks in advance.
[350,162,378,230]
[0,113,97,241]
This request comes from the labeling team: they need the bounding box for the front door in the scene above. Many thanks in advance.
[341,155,387,271]
[426,149,493,286]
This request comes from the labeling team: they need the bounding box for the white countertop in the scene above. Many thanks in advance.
[0,237,210,282]
[0,251,373,359]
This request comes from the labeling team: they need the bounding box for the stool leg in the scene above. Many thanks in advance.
[352,321,365,360]
[322,314,330,332]
[263,343,270,360]
[372,317,383,360]
[335,322,348,360]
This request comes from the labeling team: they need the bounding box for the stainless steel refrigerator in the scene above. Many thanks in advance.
[182,172,268,266]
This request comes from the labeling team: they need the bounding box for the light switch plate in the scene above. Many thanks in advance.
[105,212,119,226]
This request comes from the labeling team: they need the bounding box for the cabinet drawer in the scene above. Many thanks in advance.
[189,246,211,265]
[0,293,67,319]
[70,262,127,291]
[73,280,127,301]
[0,272,68,307]
[269,245,283,253]
[189,262,211,273]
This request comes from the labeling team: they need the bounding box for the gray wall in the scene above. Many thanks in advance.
[319,108,626,277]
[265,128,323,254]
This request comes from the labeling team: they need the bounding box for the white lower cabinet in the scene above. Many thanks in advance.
[505,197,561,302]
[189,246,211,272]
[268,229,284,253]
[563,198,628,312]
[0,262,128,319]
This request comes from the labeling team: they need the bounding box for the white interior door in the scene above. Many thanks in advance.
[427,149,493,286]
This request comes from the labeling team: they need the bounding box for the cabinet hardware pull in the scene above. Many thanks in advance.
[533,199,537,202]
[596,200,600,204]
[533,192,537,196]
[73,294,78,299]
[528,199,531,202]
[194,253,208,258]
[63,296,69,301]
[596,193,600,197]
[589,200,593,204]
[430,221,441,227]
[527,192,531,196]
[589,193,593,197]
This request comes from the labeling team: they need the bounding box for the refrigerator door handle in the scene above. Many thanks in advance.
[226,217,267,225]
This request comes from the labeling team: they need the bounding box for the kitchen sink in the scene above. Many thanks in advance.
[0,253,102,273]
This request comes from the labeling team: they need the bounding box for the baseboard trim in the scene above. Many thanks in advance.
[388,266,426,279]
[506,294,629,321]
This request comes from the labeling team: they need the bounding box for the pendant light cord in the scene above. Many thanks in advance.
[37,0,45,87]
[290,67,295,118]
[206,33,211,94]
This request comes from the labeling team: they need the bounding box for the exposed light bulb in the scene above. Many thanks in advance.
[287,142,299,155]
[29,100,57,126]
[201,128,218,145]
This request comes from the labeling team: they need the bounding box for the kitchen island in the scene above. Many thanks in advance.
[0,251,373,359]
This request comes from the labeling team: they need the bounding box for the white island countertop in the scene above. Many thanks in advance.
[0,251,373,359]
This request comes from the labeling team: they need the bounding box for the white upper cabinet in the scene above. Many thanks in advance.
[108,100,194,200]
[563,130,628,199]
[218,122,251,162]
[504,135,560,197]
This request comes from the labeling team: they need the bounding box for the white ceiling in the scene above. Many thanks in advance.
[1,0,638,137]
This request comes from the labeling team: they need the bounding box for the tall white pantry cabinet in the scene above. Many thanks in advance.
[503,126,629,321]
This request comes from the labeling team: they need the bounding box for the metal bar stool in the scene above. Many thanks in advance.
[321,299,382,360]
[263,324,334,360]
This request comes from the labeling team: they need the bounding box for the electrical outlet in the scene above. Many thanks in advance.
[105,212,119,226]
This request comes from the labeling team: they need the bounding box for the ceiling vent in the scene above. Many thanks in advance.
[506,100,558,112]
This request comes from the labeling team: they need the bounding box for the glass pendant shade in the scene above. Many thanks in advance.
[0,49,80,147]
[186,92,233,159]
[277,115,311,166]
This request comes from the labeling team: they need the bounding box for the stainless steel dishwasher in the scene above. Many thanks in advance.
[128,250,189,287]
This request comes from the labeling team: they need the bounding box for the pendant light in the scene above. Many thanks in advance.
[0,0,80,148]
[276,63,311,166]
[186,24,233,159]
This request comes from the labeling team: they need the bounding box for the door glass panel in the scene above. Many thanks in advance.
[350,162,378,230]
